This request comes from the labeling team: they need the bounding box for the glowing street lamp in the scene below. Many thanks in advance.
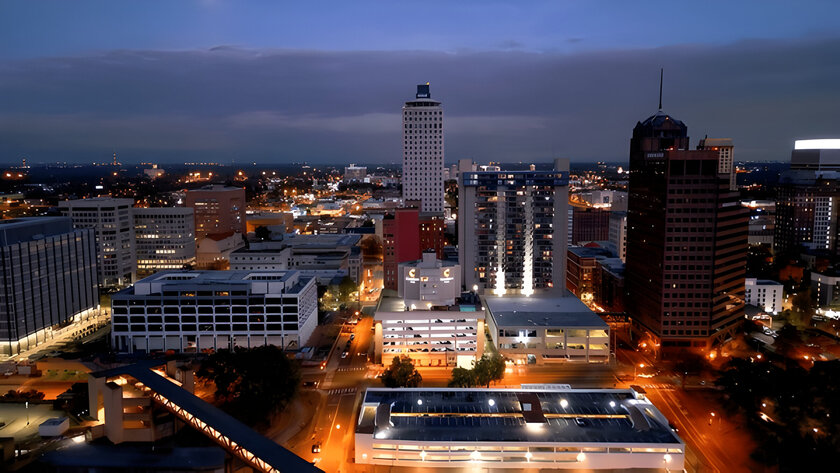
[634,363,645,380]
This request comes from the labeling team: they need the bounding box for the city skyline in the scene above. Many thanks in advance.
[1,2,839,164]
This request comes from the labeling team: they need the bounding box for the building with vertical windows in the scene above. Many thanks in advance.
[609,211,627,262]
[134,207,196,278]
[775,140,840,256]
[110,270,317,354]
[458,159,569,295]
[744,278,783,313]
[698,137,736,191]
[625,109,747,351]
[59,197,136,288]
[383,208,421,290]
[185,185,247,239]
[566,245,614,300]
[570,204,611,245]
[0,217,99,355]
[402,84,444,214]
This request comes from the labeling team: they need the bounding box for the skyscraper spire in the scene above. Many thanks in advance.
[658,68,663,111]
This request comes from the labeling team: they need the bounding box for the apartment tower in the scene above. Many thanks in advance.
[459,159,570,295]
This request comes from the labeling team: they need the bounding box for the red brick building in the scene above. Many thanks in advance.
[383,208,446,290]
[185,185,247,239]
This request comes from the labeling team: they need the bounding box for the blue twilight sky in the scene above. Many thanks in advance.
[1,0,839,163]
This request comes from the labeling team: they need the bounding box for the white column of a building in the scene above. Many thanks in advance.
[493,187,506,296]
[522,187,534,297]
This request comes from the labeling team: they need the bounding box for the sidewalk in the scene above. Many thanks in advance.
[2,309,109,363]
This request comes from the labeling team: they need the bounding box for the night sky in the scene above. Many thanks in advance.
[1,0,839,164]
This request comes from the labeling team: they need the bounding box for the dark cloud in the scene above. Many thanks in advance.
[1,37,839,164]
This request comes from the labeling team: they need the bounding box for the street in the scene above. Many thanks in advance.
[277,311,766,473]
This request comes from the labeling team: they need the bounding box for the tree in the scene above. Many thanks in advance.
[673,351,706,387]
[254,225,271,241]
[360,236,383,259]
[196,345,300,427]
[338,276,357,302]
[790,287,816,325]
[380,355,422,388]
[473,353,506,387]
[447,367,476,387]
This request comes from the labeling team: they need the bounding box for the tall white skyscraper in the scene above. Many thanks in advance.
[402,83,444,214]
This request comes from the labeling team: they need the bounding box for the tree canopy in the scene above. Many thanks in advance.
[716,358,840,469]
[447,353,506,388]
[338,276,357,301]
[380,355,422,388]
[254,225,271,241]
[196,345,300,427]
[447,367,476,387]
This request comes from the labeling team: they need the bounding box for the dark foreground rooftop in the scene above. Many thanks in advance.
[358,388,682,445]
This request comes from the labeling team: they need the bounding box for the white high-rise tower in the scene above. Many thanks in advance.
[402,83,444,213]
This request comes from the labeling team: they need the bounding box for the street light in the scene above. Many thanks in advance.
[634,363,645,380]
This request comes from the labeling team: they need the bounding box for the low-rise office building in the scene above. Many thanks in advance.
[59,197,136,287]
[0,217,99,355]
[811,270,840,307]
[744,278,784,313]
[593,257,625,314]
[230,233,363,282]
[134,207,196,277]
[484,295,609,364]
[110,270,317,353]
[355,387,684,471]
[195,231,245,270]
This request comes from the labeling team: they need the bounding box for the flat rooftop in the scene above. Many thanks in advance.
[568,246,614,259]
[749,279,781,286]
[0,216,75,245]
[357,388,682,445]
[483,295,607,328]
[136,270,298,284]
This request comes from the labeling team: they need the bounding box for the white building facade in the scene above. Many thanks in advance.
[60,197,136,287]
[608,211,627,262]
[110,270,318,353]
[699,137,736,191]
[134,207,196,277]
[374,297,483,368]
[397,252,461,308]
[744,278,784,313]
[402,84,444,214]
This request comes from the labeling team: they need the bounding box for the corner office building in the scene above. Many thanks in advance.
[0,217,99,355]
[625,110,747,351]
[459,159,569,295]
[59,197,136,288]
[355,387,684,471]
[110,270,317,354]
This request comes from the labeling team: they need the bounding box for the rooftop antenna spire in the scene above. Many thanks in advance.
[658,68,663,111]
